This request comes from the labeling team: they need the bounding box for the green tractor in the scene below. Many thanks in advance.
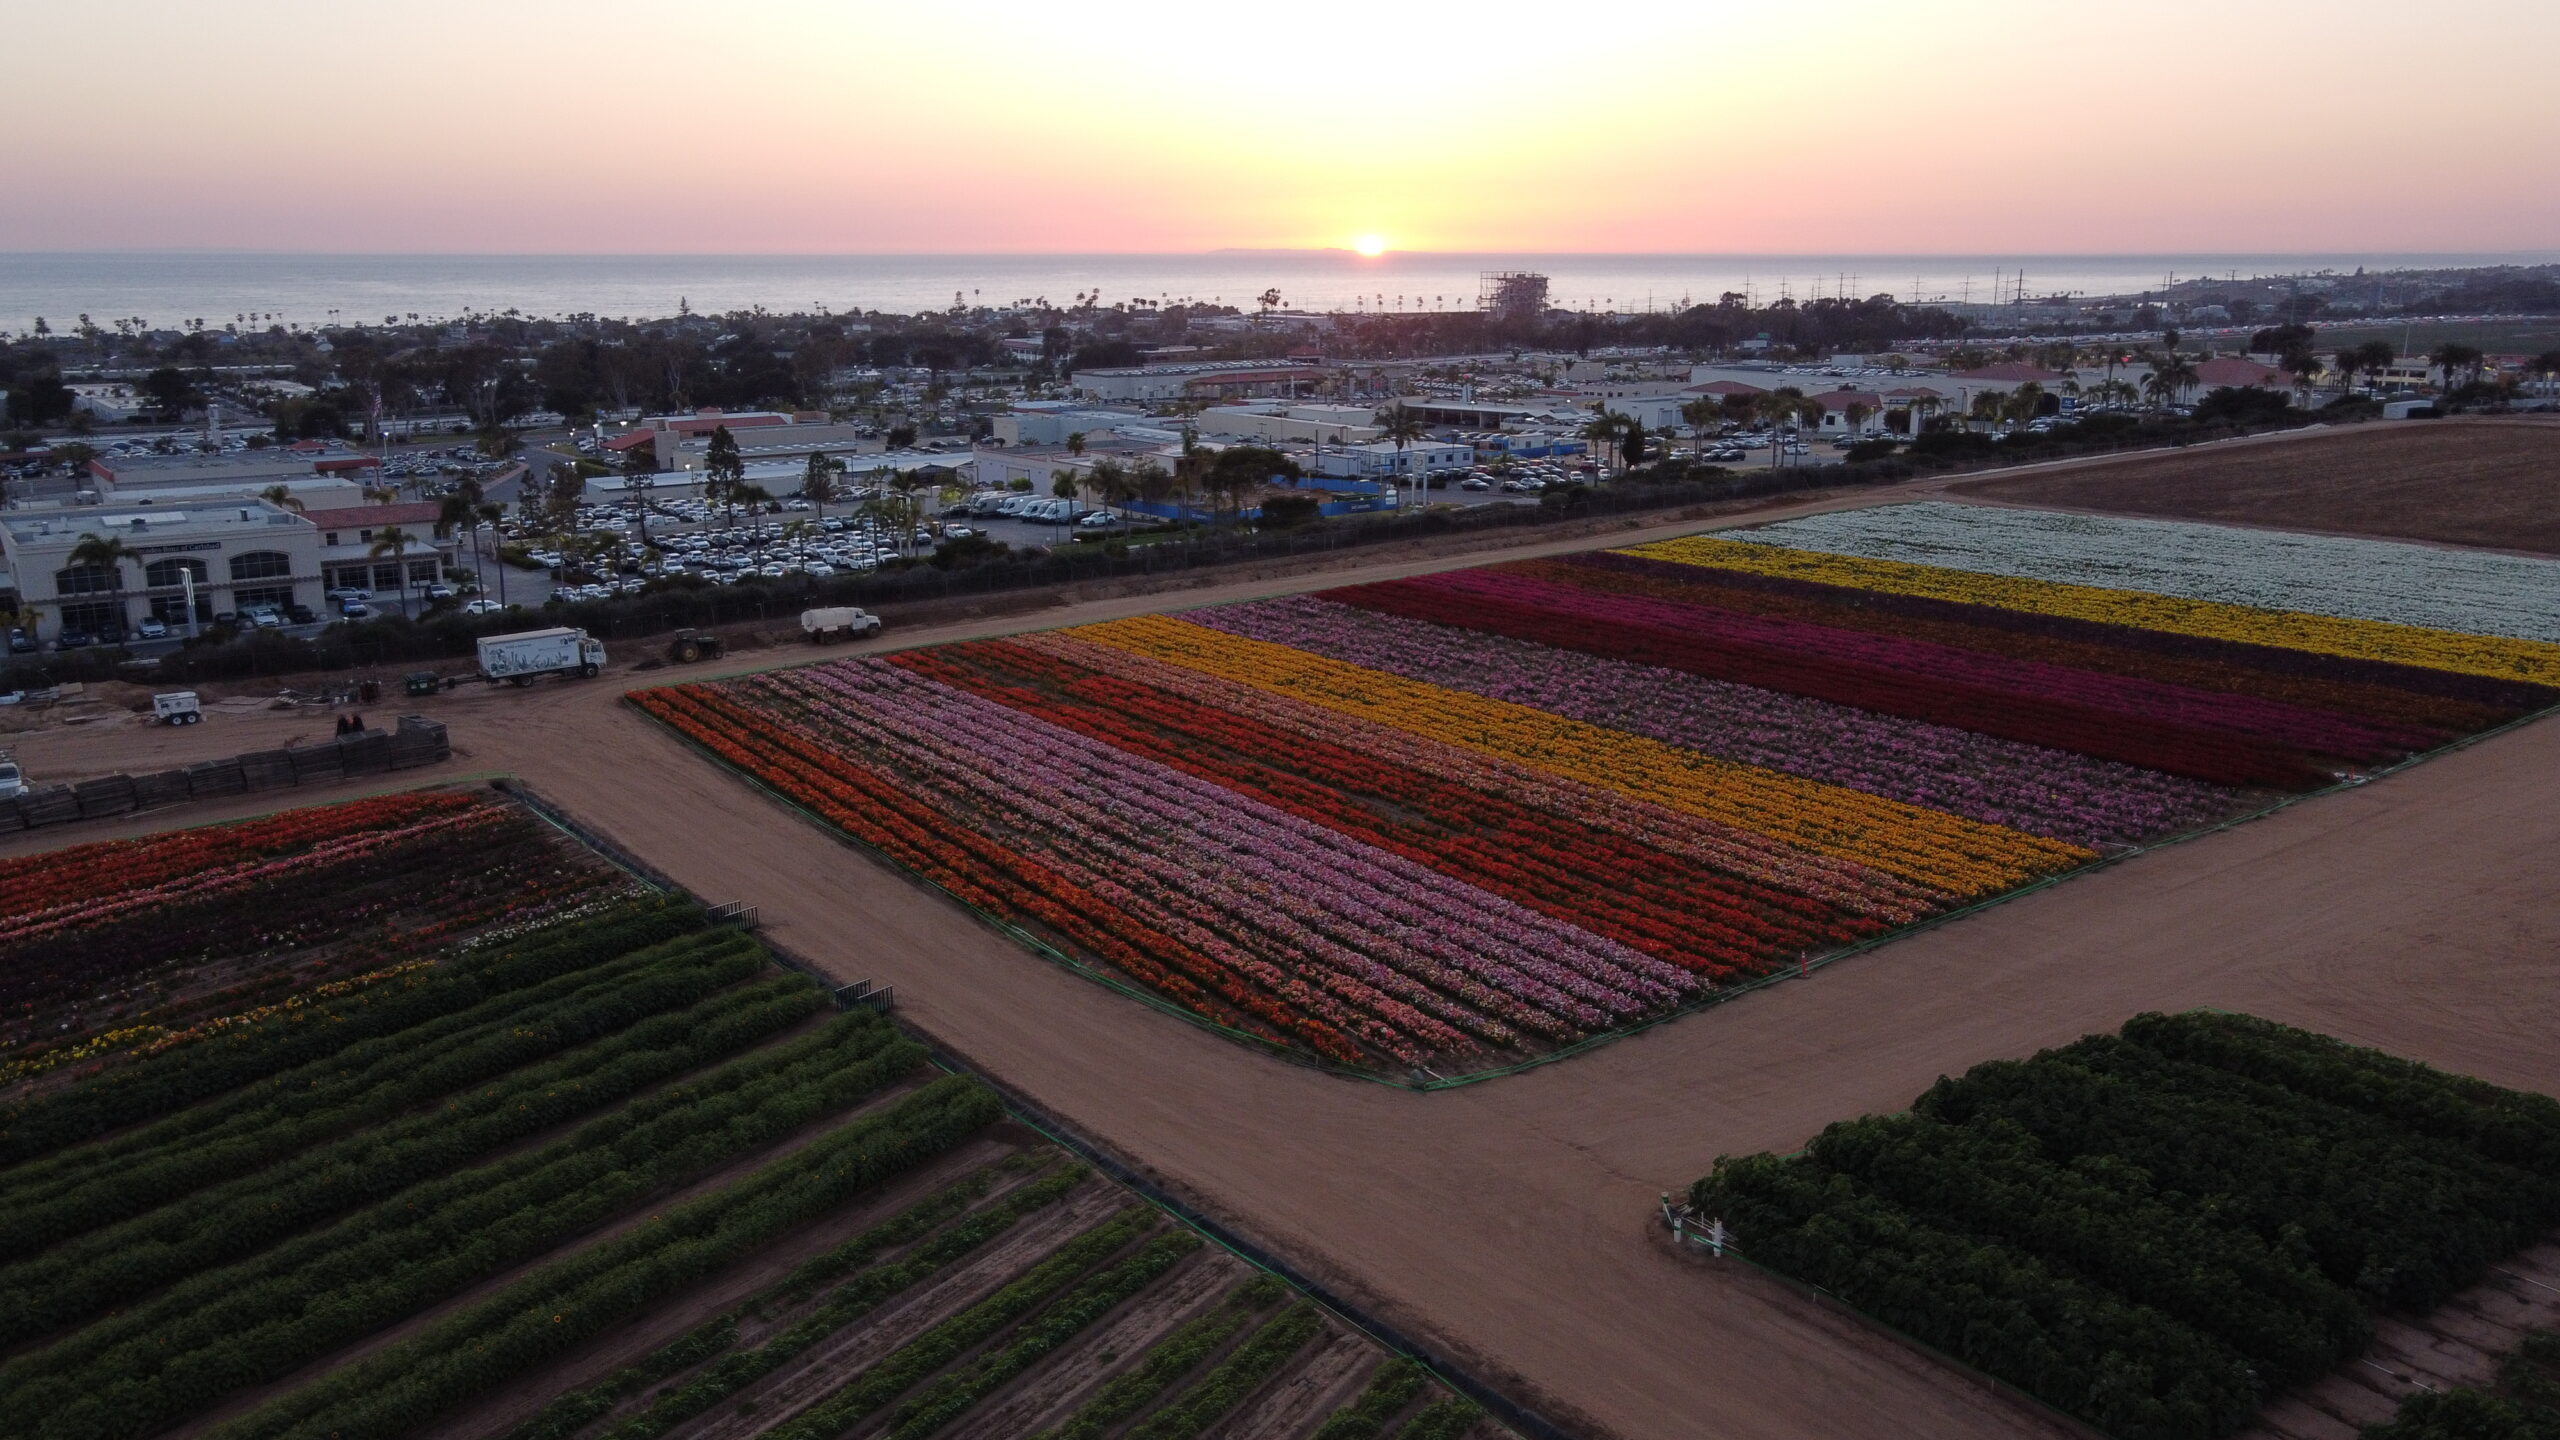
[668,629,725,665]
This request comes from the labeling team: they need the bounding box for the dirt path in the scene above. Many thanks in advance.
[2244,1238,2560,1440]
[15,450,2559,1440]
[1951,416,2560,554]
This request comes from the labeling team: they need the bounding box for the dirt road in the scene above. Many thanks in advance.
[1954,416,2560,554]
[13,463,2557,1440]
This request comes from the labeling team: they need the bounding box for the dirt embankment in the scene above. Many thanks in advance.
[1953,416,2560,554]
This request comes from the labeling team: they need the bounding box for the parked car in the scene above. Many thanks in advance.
[284,603,318,624]
[134,617,169,640]
[339,599,375,620]
[54,631,94,650]
[326,586,371,602]
[463,598,506,615]
[5,629,34,655]
[424,582,457,601]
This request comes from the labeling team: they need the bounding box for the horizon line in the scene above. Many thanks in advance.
[6,247,2555,261]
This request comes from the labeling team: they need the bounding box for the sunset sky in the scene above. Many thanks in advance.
[7,0,2557,255]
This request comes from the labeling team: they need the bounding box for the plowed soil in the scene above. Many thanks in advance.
[1953,416,2560,552]
[13,476,2559,1440]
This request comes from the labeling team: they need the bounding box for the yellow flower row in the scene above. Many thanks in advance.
[1621,535,2560,686]
[1073,614,2090,897]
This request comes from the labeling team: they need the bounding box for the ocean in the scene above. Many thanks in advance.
[2,251,2548,334]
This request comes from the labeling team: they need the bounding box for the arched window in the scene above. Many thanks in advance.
[146,557,210,588]
[229,550,292,581]
[54,564,116,596]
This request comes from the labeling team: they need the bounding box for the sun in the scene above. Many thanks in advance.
[1352,234,1387,257]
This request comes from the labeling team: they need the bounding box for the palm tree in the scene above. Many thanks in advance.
[369,526,420,616]
[1377,404,1427,505]
[1679,398,1720,461]
[2140,370,2178,411]
[65,535,137,637]
[2289,356,2323,409]
[2431,343,2484,397]
[1755,391,1811,467]
[1579,410,1626,474]
[257,484,306,515]
[1842,401,1874,439]
[1969,389,2009,429]
[1088,457,1134,519]
[1064,431,1086,458]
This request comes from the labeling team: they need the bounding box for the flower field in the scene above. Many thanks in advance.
[635,504,2560,1079]
[0,788,641,1092]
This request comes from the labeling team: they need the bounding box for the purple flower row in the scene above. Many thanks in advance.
[1191,594,2234,848]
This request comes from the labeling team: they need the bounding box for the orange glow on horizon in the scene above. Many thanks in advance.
[0,2,2554,254]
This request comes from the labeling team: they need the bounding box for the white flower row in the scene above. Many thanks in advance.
[1731,502,2560,644]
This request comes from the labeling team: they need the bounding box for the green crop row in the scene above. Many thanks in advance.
[1386,1397,1485,1440]
[1033,1277,1288,1440]
[1308,1358,1429,1440]
[0,914,727,1208]
[201,1074,1008,1440]
[0,965,821,1348]
[0,930,769,1262]
[0,897,707,1166]
[500,1158,1026,1440]
[1124,1301,1323,1440]
[881,1230,1205,1440]
[1,1010,923,1440]
[764,1206,1163,1440]
[592,1160,1090,1440]
[1689,1011,2560,1440]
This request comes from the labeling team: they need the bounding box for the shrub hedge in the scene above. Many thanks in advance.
[1688,1011,2560,1440]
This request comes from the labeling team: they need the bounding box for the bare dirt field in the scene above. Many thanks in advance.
[12,467,2557,1440]
[1952,416,2560,552]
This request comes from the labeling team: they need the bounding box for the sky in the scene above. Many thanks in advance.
[6,0,2557,255]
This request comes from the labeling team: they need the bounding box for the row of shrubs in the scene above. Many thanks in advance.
[0,951,817,1346]
[0,1008,928,1440]
[1689,1010,2560,1440]
[0,930,766,1257]
[206,1074,1008,1440]
[0,896,707,1165]
[567,1158,1088,1440]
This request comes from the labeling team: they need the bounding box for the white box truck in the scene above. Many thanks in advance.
[152,691,204,725]
[477,627,606,684]
[801,607,884,643]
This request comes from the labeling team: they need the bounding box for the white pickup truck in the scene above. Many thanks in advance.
[153,691,204,725]
[477,627,607,684]
[801,607,885,643]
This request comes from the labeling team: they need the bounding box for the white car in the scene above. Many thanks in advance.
[462,599,505,615]
[134,617,170,639]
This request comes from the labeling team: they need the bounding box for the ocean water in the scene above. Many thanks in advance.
[1,251,2546,333]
